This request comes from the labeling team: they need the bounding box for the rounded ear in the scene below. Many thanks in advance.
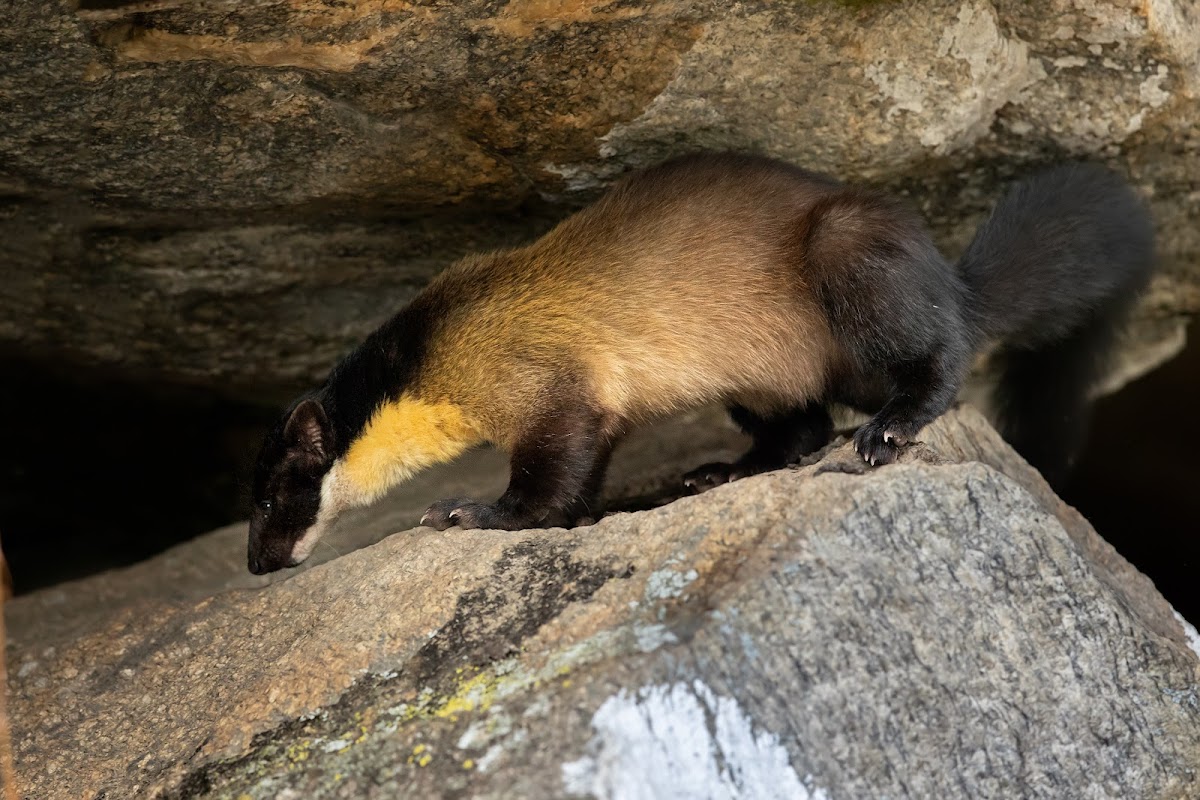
[284,398,331,461]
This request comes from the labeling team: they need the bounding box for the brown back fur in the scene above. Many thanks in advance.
[408,154,849,444]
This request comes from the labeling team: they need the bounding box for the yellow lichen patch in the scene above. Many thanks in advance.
[385,666,506,729]
[341,396,482,504]
[463,759,476,770]
[353,708,377,744]
[285,740,312,770]
[406,742,435,767]
[432,671,500,719]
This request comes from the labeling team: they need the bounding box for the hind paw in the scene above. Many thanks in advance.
[853,421,909,466]
[682,462,750,494]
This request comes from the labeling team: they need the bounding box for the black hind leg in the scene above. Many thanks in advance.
[684,403,832,493]
[853,349,966,466]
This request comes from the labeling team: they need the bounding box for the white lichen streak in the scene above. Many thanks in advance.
[1138,64,1172,108]
[865,1,1044,154]
[929,1,1044,150]
[644,567,699,601]
[561,680,827,800]
[1173,611,1200,663]
[1145,0,1200,91]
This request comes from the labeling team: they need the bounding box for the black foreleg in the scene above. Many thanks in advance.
[683,402,833,493]
[422,403,612,531]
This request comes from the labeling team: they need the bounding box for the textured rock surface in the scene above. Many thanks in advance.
[2,0,1198,393]
[4,405,748,649]
[8,407,1199,798]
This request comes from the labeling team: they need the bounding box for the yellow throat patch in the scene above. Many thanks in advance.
[341,396,481,505]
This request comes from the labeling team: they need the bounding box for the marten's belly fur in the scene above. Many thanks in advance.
[246,152,1154,575]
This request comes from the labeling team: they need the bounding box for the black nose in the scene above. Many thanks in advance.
[248,554,265,575]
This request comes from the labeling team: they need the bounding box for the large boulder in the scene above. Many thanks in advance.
[2,0,1197,395]
[9,407,1200,798]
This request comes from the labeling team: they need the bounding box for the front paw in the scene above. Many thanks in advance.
[853,420,906,467]
[420,497,476,531]
[419,498,528,531]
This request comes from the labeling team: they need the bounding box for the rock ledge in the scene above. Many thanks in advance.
[8,407,1199,799]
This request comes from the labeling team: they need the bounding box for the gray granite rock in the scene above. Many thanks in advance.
[8,407,1199,799]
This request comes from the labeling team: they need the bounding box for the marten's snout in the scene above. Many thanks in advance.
[247,548,291,575]
[247,533,292,575]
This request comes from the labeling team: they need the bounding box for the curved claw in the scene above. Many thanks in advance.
[681,461,740,495]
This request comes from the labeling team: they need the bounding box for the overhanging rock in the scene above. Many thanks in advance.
[2,1,1197,392]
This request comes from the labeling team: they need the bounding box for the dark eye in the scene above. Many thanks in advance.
[259,500,273,515]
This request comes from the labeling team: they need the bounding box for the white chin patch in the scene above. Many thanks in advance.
[288,463,346,565]
[289,522,327,565]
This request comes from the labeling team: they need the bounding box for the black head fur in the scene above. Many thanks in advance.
[247,396,334,574]
[245,303,436,574]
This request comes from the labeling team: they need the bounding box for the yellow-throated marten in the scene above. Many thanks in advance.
[247,153,1154,574]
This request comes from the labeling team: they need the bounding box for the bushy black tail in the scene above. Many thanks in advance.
[957,164,1155,486]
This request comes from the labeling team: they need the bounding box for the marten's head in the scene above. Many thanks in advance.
[246,386,482,574]
[248,397,338,575]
